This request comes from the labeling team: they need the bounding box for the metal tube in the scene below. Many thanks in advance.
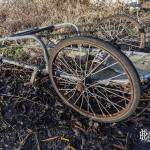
[1,57,37,70]
[0,35,38,42]
[0,35,49,72]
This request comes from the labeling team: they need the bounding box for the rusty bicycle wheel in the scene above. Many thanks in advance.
[140,14,150,49]
[50,36,141,123]
[94,14,144,52]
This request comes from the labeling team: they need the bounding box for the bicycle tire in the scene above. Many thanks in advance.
[94,14,144,51]
[49,36,141,123]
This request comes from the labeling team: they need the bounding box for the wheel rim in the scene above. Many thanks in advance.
[95,15,141,51]
[51,42,135,120]
[141,16,150,48]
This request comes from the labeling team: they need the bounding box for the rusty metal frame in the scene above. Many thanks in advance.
[0,23,80,73]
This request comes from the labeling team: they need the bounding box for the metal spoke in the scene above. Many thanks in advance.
[70,45,78,74]
[58,81,76,85]
[57,55,77,77]
[59,88,75,91]
[97,84,130,101]
[84,45,90,75]
[90,92,107,116]
[86,54,110,78]
[74,93,82,105]
[53,76,76,84]
[97,85,131,95]
[80,95,84,110]
[87,89,111,116]
[100,25,112,39]
[88,50,100,72]
[69,45,82,75]
[67,89,76,101]
[104,22,114,40]
[83,92,95,115]
[93,88,121,111]
[93,96,106,116]
[115,18,125,36]
[90,88,122,111]
[116,99,128,105]
[87,72,126,88]
[115,20,130,38]
[78,44,84,73]
[88,62,118,77]
[54,63,71,76]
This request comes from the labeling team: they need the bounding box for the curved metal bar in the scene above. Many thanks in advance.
[0,35,49,72]
[54,23,80,36]
[0,23,80,73]
[10,25,54,37]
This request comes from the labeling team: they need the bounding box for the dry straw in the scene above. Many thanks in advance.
[0,0,124,35]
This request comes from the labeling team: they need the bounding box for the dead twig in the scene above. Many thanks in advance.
[41,136,60,142]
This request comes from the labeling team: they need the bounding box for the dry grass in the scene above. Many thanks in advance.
[0,0,125,35]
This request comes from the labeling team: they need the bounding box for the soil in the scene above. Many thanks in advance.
[0,64,150,150]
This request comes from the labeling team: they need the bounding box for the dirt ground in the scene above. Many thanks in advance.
[0,63,150,150]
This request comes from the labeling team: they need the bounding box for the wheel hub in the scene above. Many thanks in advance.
[75,82,85,92]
